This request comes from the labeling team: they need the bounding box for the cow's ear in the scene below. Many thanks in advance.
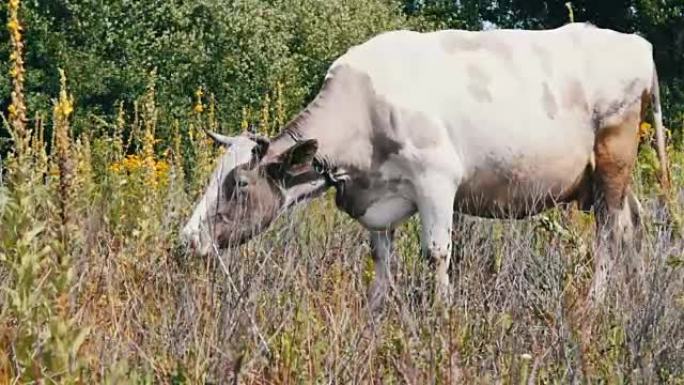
[243,132,270,160]
[252,138,270,160]
[280,139,318,170]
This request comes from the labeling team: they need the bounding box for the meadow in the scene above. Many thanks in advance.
[1,0,684,383]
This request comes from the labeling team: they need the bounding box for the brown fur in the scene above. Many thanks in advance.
[588,101,642,304]
[593,103,640,212]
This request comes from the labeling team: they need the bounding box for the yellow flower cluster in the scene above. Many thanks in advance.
[193,87,204,114]
[7,0,27,137]
[7,1,22,44]
[109,154,170,185]
[54,90,74,119]
[639,122,652,140]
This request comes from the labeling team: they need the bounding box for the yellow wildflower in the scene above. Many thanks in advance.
[54,74,74,119]
[639,122,652,139]
[54,101,74,119]
[193,86,205,114]
[7,19,21,32]
[155,159,170,182]
[110,154,170,187]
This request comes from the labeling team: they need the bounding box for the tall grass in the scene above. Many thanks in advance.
[1,1,683,383]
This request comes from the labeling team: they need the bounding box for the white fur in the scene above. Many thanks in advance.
[181,136,257,255]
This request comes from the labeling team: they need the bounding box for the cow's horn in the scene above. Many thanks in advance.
[205,130,236,146]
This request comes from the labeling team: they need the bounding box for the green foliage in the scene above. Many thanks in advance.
[0,0,407,143]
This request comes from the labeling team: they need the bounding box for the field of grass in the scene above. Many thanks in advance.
[1,2,684,384]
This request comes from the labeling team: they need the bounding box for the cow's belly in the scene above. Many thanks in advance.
[357,196,416,230]
[335,175,417,230]
[454,154,593,219]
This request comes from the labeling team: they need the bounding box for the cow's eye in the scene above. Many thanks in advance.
[237,175,249,188]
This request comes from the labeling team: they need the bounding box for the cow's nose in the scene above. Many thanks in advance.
[186,236,199,254]
[181,228,199,255]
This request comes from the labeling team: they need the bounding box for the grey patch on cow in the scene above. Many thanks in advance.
[440,32,514,64]
[542,82,558,119]
[386,177,404,193]
[623,78,641,96]
[466,64,493,103]
[367,91,405,163]
[370,130,402,166]
[592,78,646,128]
[468,82,493,103]
[274,64,378,170]
[440,32,481,53]
[467,64,491,85]
[367,74,438,151]
[410,124,439,149]
[481,35,514,63]
[334,166,411,219]
[562,78,589,112]
[532,43,553,76]
[401,109,440,149]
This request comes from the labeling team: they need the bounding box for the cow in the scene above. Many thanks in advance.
[182,23,670,309]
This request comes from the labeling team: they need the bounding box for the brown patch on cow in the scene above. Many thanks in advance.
[532,43,553,76]
[593,103,640,210]
[542,82,558,119]
[562,79,589,112]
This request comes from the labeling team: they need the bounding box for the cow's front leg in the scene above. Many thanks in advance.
[368,229,394,312]
[417,181,457,303]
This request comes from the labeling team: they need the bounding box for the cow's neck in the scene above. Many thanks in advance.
[270,66,372,176]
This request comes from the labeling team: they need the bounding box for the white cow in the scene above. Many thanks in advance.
[182,23,670,307]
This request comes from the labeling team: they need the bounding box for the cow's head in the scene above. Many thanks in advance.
[181,131,324,256]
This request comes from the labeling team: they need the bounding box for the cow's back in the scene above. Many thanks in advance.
[331,23,653,121]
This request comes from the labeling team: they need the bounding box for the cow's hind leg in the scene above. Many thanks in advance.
[590,103,641,305]
[368,229,394,313]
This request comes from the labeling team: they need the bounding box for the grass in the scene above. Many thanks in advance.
[1,2,684,383]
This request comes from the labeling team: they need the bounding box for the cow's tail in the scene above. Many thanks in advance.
[651,66,671,193]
